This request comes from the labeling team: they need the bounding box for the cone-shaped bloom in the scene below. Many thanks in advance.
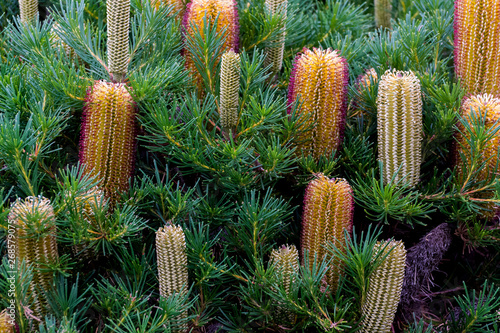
[264,0,287,81]
[301,173,353,291]
[377,69,422,187]
[454,0,500,95]
[19,0,38,24]
[9,196,58,318]
[287,48,349,161]
[182,0,239,93]
[107,0,130,82]
[219,49,240,131]
[0,310,14,333]
[455,94,500,218]
[374,0,391,28]
[361,240,406,333]
[79,80,136,205]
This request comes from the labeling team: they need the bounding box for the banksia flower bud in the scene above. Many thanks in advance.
[269,244,299,322]
[79,80,136,206]
[264,0,287,81]
[454,0,500,95]
[219,49,240,131]
[374,0,391,28]
[107,0,130,82]
[152,0,185,18]
[287,48,349,161]
[156,224,189,330]
[301,173,354,291]
[183,0,239,94]
[377,69,422,187]
[8,196,58,318]
[0,310,14,333]
[455,94,500,218]
[360,240,406,333]
[19,0,38,24]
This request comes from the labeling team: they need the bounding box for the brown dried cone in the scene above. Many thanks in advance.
[0,310,14,333]
[70,188,104,260]
[219,49,240,132]
[8,196,58,318]
[374,0,391,28]
[79,80,136,206]
[19,0,38,24]
[377,69,422,187]
[300,173,354,291]
[269,244,299,323]
[107,0,130,82]
[156,224,189,331]
[455,94,500,218]
[264,0,287,82]
[360,240,406,333]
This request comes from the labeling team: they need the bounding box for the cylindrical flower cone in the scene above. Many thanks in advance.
[287,48,349,161]
[454,0,500,95]
[300,173,354,291]
[79,80,136,206]
[107,0,130,82]
[264,0,287,82]
[182,0,239,95]
[219,49,240,132]
[374,0,391,28]
[377,69,422,187]
[360,240,406,333]
[9,196,58,318]
[19,0,38,24]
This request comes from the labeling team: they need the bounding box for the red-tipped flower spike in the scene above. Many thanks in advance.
[182,0,239,93]
[301,173,354,291]
[454,0,500,95]
[79,80,136,205]
[287,48,349,161]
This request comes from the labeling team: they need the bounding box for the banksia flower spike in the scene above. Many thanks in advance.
[374,0,391,29]
[360,240,406,333]
[287,48,349,161]
[264,0,287,82]
[454,0,500,95]
[377,69,422,187]
[269,244,299,322]
[19,0,38,24]
[152,0,186,19]
[0,310,14,333]
[301,173,354,291]
[183,0,239,94]
[156,224,189,330]
[79,80,136,206]
[8,196,58,318]
[107,0,130,82]
[219,49,240,132]
[455,94,500,218]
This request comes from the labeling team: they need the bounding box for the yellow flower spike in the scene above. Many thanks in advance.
[301,173,353,291]
[19,0,38,24]
[454,0,500,95]
[8,196,58,318]
[377,69,422,187]
[360,240,406,333]
[287,48,349,161]
[107,0,130,82]
[0,309,14,333]
[264,0,287,82]
[374,0,391,28]
[79,81,136,206]
[219,49,240,131]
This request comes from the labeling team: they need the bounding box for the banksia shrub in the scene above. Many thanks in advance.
[351,68,378,118]
[374,0,391,28]
[287,48,349,161]
[455,94,500,217]
[107,0,130,82]
[79,80,136,205]
[219,49,240,132]
[269,244,299,322]
[264,0,287,82]
[454,0,500,95]
[8,196,58,318]
[301,173,353,291]
[183,0,239,93]
[19,0,38,24]
[0,310,14,333]
[377,69,422,187]
[360,240,406,333]
[156,224,189,330]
